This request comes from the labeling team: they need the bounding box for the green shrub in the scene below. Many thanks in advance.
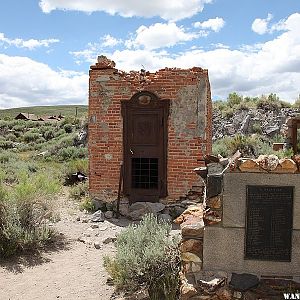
[35,137,46,144]
[0,172,59,258]
[6,133,17,141]
[12,123,26,132]
[57,146,87,161]
[0,140,14,150]
[228,135,258,157]
[252,123,262,134]
[212,135,260,157]
[227,92,243,108]
[64,124,73,133]
[236,102,250,111]
[79,197,95,212]
[104,214,180,299]
[54,128,66,138]
[27,163,38,173]
[293,97,300,108]
[213,100,227,111]
[222,107,234,119]
[43,130,55,141]
[0,150,17,163]
[40,134,77,160]
[212,133,295,159]
[52,134,75,148]
[23,132,40,143]
[272,134,285,143]
[279,100,292,108]
[25,120,41,128]
[256,94,281,111]
[0,203,55,257]
[212,140,230,157]
[65,159,88,175]
[69,181,88,200]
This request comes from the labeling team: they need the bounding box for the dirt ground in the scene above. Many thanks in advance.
[0,190,131,300]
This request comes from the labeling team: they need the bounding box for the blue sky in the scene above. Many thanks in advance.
[0,0,299,108]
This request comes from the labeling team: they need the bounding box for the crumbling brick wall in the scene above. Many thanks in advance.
[88,56,212,202]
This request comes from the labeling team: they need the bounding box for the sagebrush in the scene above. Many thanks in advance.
[104,214,180,300]
[0,170,59,258]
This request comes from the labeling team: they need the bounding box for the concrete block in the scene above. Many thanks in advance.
[222,173,300,229]
[203,226,300,276]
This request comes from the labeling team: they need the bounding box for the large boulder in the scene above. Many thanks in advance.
[181,216,205,238]
[174,204,204,224]
[128,202,165,220]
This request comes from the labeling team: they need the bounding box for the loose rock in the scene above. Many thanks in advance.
[90,224,99,229]
[128,202,165,220]
[229,273,259,292]
[180,283,198,300]
[90,210,105,222]
[104,211,114,219]
[103,237,117,244]
[180,239,203,255]
[158,213,172,223]
[94,242,101,249]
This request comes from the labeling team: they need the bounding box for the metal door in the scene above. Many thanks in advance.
[121,92,169,203]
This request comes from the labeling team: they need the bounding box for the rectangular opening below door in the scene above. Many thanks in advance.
[132,158,158,189]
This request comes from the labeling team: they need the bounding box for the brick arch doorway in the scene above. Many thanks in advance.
[121,92,169,203]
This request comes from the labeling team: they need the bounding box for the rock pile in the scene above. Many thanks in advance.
[213,107,300,141]
[233,154,300,173]
[92,184,205,222]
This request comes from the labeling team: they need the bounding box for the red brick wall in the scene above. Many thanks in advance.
[88,57,212,202]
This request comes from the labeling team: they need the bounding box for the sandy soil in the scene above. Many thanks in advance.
[0,191,131,300]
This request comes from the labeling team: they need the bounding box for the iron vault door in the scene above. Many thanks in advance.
[121,92,169,203]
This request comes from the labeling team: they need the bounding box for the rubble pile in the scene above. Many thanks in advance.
[92,184,205,222]
[232,154,300,173]
[213,107,300,141]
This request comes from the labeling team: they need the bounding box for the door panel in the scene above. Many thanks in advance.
[122,92,169,203]
[132,114,159,146]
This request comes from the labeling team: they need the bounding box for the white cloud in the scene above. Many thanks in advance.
[0,54,88,109]
[73,22,201,55]
[252,13,294,35]
[3,12,299,109]
[212,43,230,49]
[128,23,198,50]
[39,0,213,21]
[71,48,97,65]
[102,34,121,47]
[194,17,225,32]
[82,13,299,102]
[70,34,122,64]
[0,33,59,50]
[251,13,273,35]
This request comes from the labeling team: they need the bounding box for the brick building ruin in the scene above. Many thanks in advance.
[88,56,212,203]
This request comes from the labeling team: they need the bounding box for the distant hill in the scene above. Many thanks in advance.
[0,105,88,119]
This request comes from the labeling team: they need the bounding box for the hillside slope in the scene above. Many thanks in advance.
[0,105,88,119]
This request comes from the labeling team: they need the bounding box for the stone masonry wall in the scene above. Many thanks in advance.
[88,56,212,202]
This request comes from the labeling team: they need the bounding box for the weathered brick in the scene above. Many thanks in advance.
[88,57,212,201]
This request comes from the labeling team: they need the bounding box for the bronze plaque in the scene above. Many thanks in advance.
[245,185,293,261]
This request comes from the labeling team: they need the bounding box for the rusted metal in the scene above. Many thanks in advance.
[121,91,169,203]
[116,161,124,218]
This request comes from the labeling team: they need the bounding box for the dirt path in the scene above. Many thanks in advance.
[0,192,130,300]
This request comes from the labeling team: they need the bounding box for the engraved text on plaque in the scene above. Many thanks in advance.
[245,185,293,261]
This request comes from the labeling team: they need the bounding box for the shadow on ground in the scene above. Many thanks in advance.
[0,233,70,274]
